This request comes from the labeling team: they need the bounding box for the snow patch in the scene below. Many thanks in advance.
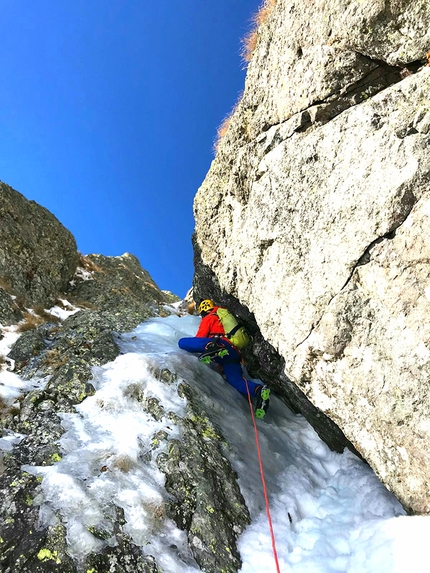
[48,299,80,320]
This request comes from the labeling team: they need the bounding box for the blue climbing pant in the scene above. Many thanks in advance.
[178,337,260,397]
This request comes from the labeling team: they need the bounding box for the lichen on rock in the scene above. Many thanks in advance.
[157,382,250,573]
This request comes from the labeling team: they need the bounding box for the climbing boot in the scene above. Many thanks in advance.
[255,385,270,419]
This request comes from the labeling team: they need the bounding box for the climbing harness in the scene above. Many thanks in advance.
[245,380,281,573]
[198,339,229,364]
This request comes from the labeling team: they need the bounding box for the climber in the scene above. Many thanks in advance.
[178,299,270,419]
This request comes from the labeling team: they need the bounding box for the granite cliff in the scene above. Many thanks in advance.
[193,0,430,514]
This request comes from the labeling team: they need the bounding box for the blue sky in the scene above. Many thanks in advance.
[0,1,260,298]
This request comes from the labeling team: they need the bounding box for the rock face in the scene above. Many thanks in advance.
[0,311,161,573]
[157,382,250,572]
[193,0,430,513]
[0,288,23,326]
[0,184,194,572]
[68,253,177,331]
[0,182,79,307]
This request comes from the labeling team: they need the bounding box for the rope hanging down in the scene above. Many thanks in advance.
[245,380,281,573]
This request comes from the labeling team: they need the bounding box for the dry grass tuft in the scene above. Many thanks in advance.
[213,93,243,154]
[0,394,21,421]
[241,0,278,64]
[254,0,278,26]
[16,307,60,332]
[214,115,233,153]
[0,395,7,411]
[0,277,12,293]
[17,313,46,332]
[33,305,61,324]
[14,295,27,311]
[42,348,69,369]
[79,254,103,273]
[71,298,97,310]
[241,30,259,64]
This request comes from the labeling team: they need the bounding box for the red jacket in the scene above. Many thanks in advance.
[196,306,226,339]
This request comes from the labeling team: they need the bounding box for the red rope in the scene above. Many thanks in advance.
[245,380,281,573]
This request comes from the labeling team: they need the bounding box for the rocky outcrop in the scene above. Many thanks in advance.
[0,182,79,308]
[0,184,189,571]
[0,310,157,573]
[0,288,23,326]
[0,285,180,571]
[68,253,178,331]
[157,381,250,572]
[193,0,430,513]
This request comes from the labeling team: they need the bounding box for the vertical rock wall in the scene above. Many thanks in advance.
[193,0,430,513]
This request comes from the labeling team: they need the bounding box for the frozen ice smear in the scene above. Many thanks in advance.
[0,324,49,406]
[0,430,26,452]
[17,314,430,572]
[0,369,48,407]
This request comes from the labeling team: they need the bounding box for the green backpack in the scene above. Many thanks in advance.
[216,308,251,350]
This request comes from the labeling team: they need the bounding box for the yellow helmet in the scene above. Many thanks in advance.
[198,299,215,314]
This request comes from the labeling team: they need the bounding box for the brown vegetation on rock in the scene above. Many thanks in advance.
[42,348,69,369]
[241,0,278,64]
[16,308,60,332]
[214,115,233,153]
[0,277,12,293]
[16,313,46,332]
[79,254,103,273]
[33,305,61,324]
[0,395,7,413]
[213,94,242,153]
[213,1,279,152]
